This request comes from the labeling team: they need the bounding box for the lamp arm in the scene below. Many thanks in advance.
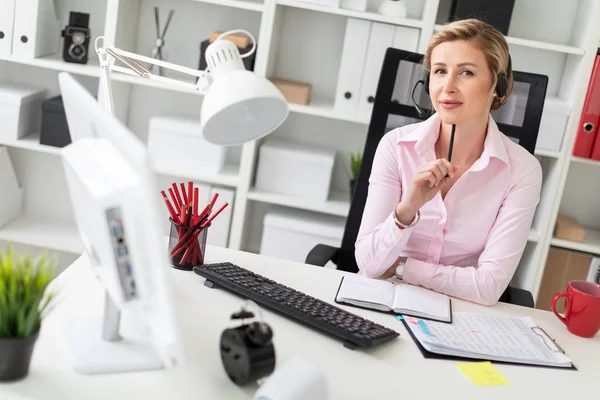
[95,36,210,97]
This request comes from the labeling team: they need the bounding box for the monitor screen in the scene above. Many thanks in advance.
[59,72,184,374]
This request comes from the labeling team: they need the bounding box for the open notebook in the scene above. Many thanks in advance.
[403,312,574,368]
[334,275,452,323]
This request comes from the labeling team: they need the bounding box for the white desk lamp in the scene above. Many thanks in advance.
[95,30,289,145]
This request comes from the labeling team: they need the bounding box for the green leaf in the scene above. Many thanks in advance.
[0,243,58,338]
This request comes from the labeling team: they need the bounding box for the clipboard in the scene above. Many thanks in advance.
[400,319,577,370]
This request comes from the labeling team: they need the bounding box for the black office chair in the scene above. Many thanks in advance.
[306,48,549,308]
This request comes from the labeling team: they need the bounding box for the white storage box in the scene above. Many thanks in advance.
[255,139,336,202]
[260,207,345,266]
[536,97,571,152]
[148,116,227,176]
[0,146,23,229]
[0,82,46,141]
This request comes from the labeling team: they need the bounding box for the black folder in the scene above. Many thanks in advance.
[400,319,577,370]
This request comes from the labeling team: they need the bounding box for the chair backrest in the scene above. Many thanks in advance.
[335,47,549,273]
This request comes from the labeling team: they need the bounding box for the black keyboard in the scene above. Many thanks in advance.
[193,262,399,349]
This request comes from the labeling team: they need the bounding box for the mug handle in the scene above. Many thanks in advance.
[551,292,570,325]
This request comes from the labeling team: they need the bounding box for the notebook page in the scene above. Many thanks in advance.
[405,312,571,365]
[337,275,395,308]
[393,284,450,319]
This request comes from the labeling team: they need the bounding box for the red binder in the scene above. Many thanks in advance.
[573,54,600,159]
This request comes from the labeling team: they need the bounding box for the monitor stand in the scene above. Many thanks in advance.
[63,291,164,374]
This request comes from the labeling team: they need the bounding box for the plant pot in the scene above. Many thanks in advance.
[0,330,40,382]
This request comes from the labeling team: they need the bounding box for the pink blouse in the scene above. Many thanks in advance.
[355,114,542,306]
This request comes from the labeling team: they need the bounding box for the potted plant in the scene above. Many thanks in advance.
[0,245,56,382]
[350,152,362,201]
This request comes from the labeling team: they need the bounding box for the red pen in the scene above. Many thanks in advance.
[172,183,183,209]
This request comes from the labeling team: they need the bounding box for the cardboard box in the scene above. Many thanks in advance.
[268,78,312,105]
[209,31,251,48]
[536,247,592,312]
[554,214,585,242]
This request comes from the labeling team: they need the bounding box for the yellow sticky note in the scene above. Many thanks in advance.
[457,362,509,386]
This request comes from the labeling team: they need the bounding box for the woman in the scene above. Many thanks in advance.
[355,18,542,306]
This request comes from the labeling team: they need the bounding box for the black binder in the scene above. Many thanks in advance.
[400,319,577,370]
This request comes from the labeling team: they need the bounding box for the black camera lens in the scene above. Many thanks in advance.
[72,46,83,56]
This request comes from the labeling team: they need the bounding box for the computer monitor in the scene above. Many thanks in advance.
[58,72,184,374]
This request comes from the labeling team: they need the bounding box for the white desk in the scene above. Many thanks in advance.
[1,246,598,399]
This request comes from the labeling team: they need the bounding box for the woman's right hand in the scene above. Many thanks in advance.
[396,159,456,224]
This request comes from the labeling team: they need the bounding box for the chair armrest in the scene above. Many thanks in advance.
[506,286,534,308]
[305,244,339,267]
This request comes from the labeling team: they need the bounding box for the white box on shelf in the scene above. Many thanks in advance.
[536,97,571,152]
[255,139,335,202]
[0,146,23,229]
[260,207,345,266]
[148,116,227,177]
[0,82,46,141]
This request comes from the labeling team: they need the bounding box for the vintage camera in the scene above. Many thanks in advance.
[62,12,91,64]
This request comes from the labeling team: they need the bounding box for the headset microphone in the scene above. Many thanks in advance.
[412,79,428,119]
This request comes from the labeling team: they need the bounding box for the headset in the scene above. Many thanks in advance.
[412,54,513,119]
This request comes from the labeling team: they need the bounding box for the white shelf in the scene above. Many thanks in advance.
[570,156,600,167]
[278,0,423,28]
[0,132,64,155]
[550,228,600,255]
[534,148,561,158]
[155,163,240,188]
[433,24,585,55]
[247,189,350,217]
[0,53,101,77]
[194,0,264,11]
[289,96,369,125]
[0,214,83,254]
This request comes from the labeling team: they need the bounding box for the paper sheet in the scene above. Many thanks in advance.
[393,284,450,319]
[337,276,394,307]
[457,362,509,386]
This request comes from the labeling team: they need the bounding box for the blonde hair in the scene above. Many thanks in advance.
[423,18,513,110]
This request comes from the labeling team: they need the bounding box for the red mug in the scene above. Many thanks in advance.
[551,280,600,338]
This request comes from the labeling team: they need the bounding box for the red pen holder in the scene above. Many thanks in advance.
[168,218,210,271]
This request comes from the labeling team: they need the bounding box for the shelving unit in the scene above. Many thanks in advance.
[1,0,600,304]
[278,0,424,27]
[0,214,83,254]
[433,24,586,55]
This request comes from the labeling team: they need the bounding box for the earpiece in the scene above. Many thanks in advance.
[494,55,512,98]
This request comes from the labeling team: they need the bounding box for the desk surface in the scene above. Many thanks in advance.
[1,245,598,399]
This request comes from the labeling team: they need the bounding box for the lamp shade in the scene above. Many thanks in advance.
[201,69,289,146]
